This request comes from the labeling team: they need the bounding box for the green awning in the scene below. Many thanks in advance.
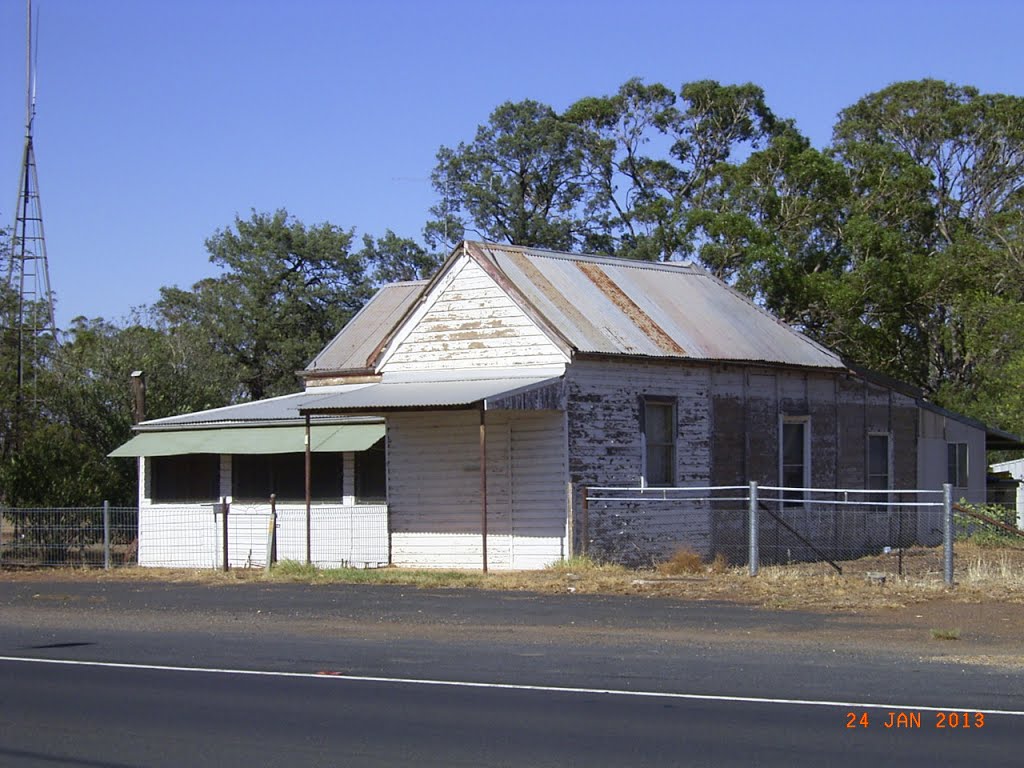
[108,424,384,458]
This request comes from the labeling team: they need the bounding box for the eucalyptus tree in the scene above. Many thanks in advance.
[565,78,782,263]
[426,99,594,252]
[157,209,372,401]
[830,79,1024,404]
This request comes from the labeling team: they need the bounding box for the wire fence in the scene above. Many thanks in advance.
[582,482,960,583]
[0,504,138,568]
[1,500,389,570]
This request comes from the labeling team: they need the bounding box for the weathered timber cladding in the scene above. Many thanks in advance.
[567,358,712,564]
[708,366,920,562]
[808,375,838,488]
[709,367,748,564]
[836,375,867,489]
[387,409,567,570]
[383,258,567,372]
[745,373,778,485]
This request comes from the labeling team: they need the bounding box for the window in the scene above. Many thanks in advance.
[947,443,968,488]
[355,438,387,503]
[150,454,219,503]
[642,397,676,487]
[231,453,342,501]
[868,434,890,491]
[780,417,809,506]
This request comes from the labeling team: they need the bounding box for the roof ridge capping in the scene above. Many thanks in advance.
[467,240,701,273]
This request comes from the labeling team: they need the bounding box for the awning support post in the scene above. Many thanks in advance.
[305,414,312,566]
[479,403,488,573]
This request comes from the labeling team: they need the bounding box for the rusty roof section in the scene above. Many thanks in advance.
[304,281,426,375]
[469,242,844,368]
[575,261,687,356]
[306,241,845,377]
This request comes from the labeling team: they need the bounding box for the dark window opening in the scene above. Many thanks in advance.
[642,397,676,487]
[355,438,387,503]
[232,453,342,501]
[947,443,968,488]
[868,434,890,491]
[150,454,219,503]
[781,419,808,506]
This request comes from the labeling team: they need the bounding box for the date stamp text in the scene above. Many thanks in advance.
[846,711,985,729]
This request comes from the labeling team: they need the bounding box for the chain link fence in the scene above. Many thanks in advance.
[582,483,957,583]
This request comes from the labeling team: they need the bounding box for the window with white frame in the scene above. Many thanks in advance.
[642,397,676,487]
[780,416,809,506]
[868,434,891,491]
[947,442,968,488]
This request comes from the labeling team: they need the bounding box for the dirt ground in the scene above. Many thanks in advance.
[3,542,1023,668]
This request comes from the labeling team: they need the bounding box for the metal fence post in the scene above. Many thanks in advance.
[943,483,954,587]
[748,481,759,577]
[221,496,230,572]
[580,486,589,557]
[103,500,111,570]
[266,494,277,574]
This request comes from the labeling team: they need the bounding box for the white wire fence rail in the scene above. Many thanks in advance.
[581,482,957,585]
[1,498,389,571]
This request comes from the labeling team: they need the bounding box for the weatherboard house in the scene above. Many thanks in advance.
[111,241,1021,570]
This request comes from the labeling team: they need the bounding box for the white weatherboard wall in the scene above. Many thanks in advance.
[387,409,567,570]
[136,453,387,568]
[381,256,568,372]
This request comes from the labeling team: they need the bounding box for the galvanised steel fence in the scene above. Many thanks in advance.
[582,482,957,584]
[1,500,389,570]
[0,503,138,568]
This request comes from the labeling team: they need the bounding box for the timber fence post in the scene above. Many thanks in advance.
[943,483,954,587]
[748,481,759,577]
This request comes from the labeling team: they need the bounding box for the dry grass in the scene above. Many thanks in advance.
[4,543,1024,613]
[656,548,705,576]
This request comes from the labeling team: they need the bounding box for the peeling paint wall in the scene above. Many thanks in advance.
[566,358,712,565]
[383,257,568,372]
[709,366,922,561]
[567,358,930,566]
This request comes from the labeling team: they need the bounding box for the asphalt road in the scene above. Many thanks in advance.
[0,580,1021,766]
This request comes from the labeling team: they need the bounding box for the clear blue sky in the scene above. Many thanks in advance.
[2,0,1022,329]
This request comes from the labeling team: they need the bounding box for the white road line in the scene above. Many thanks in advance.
[2,654,1023,717]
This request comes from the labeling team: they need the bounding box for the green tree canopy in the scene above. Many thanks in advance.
[427,100,593,251]
[157,209,372,401]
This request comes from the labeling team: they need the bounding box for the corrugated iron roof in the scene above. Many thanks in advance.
[135,387,380,430]
[469,242,844,369]
[306,280,426,374]
[301,368,565,413]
